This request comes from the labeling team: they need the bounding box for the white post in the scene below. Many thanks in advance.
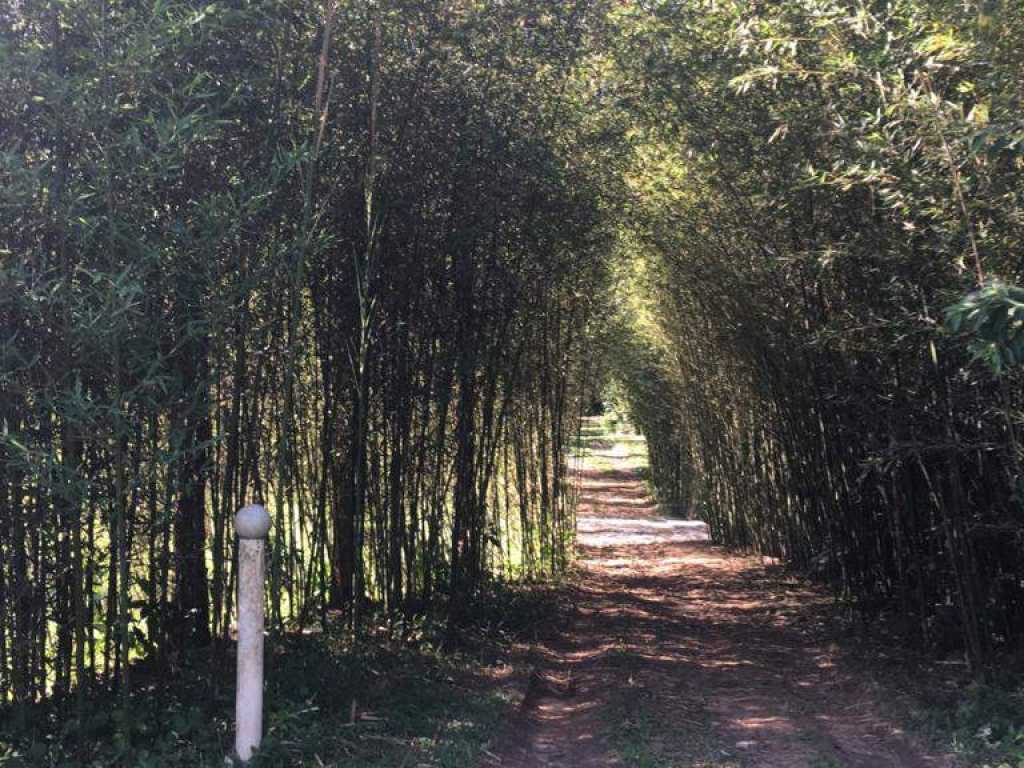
[235,504,271,764]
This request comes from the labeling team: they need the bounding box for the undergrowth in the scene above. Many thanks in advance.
[0,581,563,767]
[919,680,1024,766]
[838,623,1024,766]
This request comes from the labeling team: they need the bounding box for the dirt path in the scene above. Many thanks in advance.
[492,433,956,768]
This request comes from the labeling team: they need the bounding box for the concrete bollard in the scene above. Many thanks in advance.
[235,504,272,764]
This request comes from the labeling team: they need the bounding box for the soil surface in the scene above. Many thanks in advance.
[491,433,958,768]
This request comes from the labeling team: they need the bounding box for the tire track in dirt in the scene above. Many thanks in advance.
[491,433,956,768]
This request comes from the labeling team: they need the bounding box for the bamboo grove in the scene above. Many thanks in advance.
[4,0,1024,712]
[607,0,1024,671]
[0,0,618,702]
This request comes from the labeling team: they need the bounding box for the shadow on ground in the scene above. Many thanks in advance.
[491,430,955,768]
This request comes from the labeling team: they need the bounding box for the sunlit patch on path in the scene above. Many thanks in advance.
[577,516,709,547]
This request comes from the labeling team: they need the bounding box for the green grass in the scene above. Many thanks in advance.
[0,634,503,768]
[604,685,742,768]
[575,414,650,474]
[0,583,565,768]
[830,634,1024,766]
[905,679,1024,766]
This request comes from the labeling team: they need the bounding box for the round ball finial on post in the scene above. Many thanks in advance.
[234,504,271,764]
[236,504,272,540]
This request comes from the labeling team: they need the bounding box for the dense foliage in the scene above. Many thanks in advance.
[0,0,617,704]
[4,0,1024,735]
[609,0,1024,670]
